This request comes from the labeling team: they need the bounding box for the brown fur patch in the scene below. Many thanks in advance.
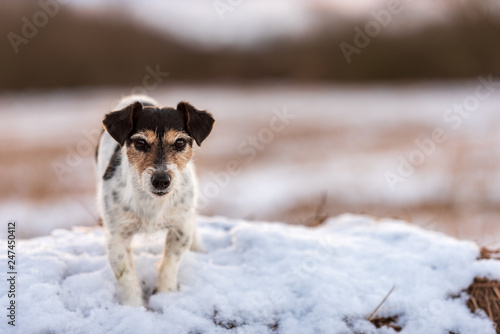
[164,129,193,171]
[126,129,193,177]
[132,130,156,144]
[126,143,157,176]
[163,129,181,145]
[127,130,159,176]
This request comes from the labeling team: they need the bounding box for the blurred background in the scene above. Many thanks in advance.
[1,0,499,245]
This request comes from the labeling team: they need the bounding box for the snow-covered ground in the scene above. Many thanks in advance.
[1,214,498,333]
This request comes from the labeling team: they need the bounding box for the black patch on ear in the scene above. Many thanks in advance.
[102,102,142,146]
[177,101,214,146]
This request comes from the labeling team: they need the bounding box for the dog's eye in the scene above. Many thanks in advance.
[174,138,186,151]
[134,139,148,151]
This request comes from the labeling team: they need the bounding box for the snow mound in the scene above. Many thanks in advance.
[2,214,500,334]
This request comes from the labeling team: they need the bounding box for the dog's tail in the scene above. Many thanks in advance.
[114,94,159,110]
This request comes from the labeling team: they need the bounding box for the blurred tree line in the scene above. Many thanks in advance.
[1,1,499,90]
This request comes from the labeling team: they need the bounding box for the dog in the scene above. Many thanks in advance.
[95,95,214,306]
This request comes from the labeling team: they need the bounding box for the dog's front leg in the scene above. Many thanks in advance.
[157,225,192,292]
[107,234,143,306]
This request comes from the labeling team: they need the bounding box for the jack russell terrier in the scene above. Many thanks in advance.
[95,95,214,306]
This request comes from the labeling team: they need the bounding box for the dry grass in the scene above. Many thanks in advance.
[465,248,500,333]
[481,247,500,261]
[367,285,397,321]
[370,316,402,332]
[467,277,500,333]
[365,285,402,332]
[212,309,279,332]
[302,193,329,227]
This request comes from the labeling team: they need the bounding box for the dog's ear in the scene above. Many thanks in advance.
[177,101,214,146]
[102,102,142,146]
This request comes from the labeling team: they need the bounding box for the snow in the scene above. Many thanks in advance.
[1,214,499,333]
[0,199,98,239]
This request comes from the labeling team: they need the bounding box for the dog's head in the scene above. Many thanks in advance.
[102,101,214,197]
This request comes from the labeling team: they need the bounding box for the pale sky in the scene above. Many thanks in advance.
[68,0,499,47]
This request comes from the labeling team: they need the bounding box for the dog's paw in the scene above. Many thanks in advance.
[190,240,206,253]
[120,294,144,307]
[154,282,180,294]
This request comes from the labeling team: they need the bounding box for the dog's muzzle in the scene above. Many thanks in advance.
[151,173,171,195]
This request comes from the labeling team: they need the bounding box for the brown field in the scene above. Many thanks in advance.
[1,83,499,244]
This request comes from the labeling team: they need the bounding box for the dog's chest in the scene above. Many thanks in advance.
[118,185,194,232]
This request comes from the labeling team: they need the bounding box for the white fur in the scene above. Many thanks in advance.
[96,95,204,306]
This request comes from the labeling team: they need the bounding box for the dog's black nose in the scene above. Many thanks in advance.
[151,173,170,190]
